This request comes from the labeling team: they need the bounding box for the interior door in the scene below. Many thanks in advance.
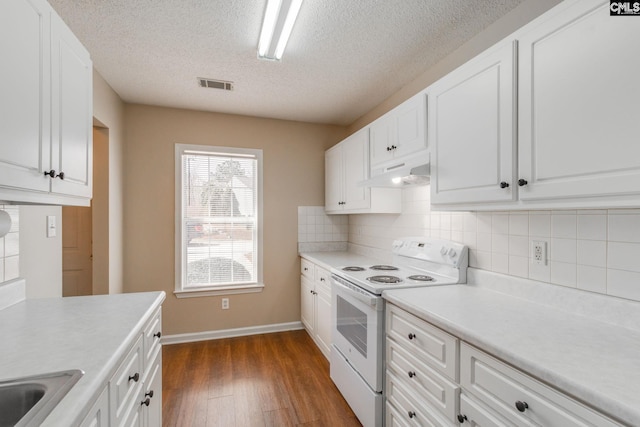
[62,205,93,296]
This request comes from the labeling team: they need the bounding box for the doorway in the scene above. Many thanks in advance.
[62,125,109,297]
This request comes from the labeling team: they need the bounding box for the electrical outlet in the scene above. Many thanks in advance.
[222,298,229,310]
[532,240,547,265]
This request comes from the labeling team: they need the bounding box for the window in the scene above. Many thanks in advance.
[175,144,263,297]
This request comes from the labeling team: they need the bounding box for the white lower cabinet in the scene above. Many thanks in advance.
[385,303,621,427]
[78,306,163,427]
[300,258,332,359]
[79,386,109,427]
[459,343,619,427]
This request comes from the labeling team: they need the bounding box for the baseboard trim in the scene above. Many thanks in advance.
[162,321,305,345]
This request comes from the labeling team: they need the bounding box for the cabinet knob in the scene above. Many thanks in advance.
[386,146,392,152]
[518,179,528,187]
[391,145,397,150]
[154,331,162,339]
[57,171,65,180]
[408,411,416,419]
[44,170,56,178]
[407,333,416,340]
[407,371,416,378]
[457,414,468,423]
[320,277,325,282]
[128,373,140,383]
[515,401,529,412]
[141,398,151,407]
[145,390,154,398]
[500,181,509,188]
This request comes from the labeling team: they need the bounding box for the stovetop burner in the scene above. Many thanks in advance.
[367,275,403,284]
[342,266,366,272]
[407,275,435,282]
[370,265,399,271]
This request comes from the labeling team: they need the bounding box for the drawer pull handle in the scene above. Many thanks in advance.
[320,277,325,281]
[407,333,416,340]
[515,401,529,412]
[408,411,416,419]
[145,390,154,398]
[500,181,509,188]
[141,398,151,407]
[154,331,162,338]
[128,373,140,383]
[304,267,308,271]
[518,178,528,187]
[457,414,468,423]
[408,371,416,378]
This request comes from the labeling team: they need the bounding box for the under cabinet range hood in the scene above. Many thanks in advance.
[358,159,430,188]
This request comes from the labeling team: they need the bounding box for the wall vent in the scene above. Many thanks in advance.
[198,77,233,91]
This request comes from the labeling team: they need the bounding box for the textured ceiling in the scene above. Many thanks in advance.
[48,0,525,125]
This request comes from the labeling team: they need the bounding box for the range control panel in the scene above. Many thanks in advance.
[392,237,468,267]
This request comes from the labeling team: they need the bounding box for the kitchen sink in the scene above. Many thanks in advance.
[0,369,83,427]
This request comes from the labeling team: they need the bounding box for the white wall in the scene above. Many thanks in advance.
[19,205,62,298]
[349,186,640,303]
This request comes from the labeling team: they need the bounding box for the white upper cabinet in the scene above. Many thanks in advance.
[50,11,93,198]
[370,93,427,173]
[518,0,640,204]
[428,41,516,205]
[325,128,371,213]
[430,0,640,210]
[0,0,92,205]
[325,128,401,214]
[0,0,52,193]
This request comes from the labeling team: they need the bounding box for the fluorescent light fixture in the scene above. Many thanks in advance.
[258,0,302,61]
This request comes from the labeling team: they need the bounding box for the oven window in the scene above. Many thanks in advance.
[336,295,367,357]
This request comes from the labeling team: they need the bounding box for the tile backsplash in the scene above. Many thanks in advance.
[297,206,348,253]
[0,206,19,283]
[348,185,640,303]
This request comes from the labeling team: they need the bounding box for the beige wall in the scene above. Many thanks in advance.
[123,104,345,335]
[347,0,562,134]
[93,69,125,294]
[92,127,109,294]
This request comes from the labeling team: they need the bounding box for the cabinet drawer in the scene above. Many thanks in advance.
[386,304,459,381]
[460,343,620,427]
[110,335,144,426]
[459,393,514,427]
[315,265,331,292]
[143,307,162,368]
[301,258,314,279]
[387,338,459,422]
[385,369,454,427]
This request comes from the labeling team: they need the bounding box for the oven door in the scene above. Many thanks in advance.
[331,274,384,392]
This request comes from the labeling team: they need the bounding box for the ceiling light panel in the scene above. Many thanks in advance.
[258,0,303,61]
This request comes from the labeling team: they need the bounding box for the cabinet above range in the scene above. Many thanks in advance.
[0,0,93,206]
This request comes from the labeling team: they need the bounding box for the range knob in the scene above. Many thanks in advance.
[440,246,448,255]
[448,248,457,257]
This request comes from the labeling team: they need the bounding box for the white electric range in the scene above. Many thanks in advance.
[329,237,468,427]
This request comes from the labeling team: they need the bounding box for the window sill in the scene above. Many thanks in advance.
[174,283,265,298]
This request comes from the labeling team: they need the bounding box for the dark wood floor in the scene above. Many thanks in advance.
[162,330,362,427]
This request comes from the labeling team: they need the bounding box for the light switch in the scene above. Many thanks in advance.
[47,215,57,238]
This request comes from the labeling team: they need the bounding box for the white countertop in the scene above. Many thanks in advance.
[0,291,165,427]
[383,285,640,426]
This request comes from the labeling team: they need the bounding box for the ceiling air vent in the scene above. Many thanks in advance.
[198,77,233,91]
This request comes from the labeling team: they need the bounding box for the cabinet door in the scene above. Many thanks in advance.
[341,128,370,211]
[50,12,93,198]
[79,386,109,427]
[429,41,516,205]
[518,0,640,202]
[459,393,515,427]
[301,276,315,334]
[325,144,343,212]
[143,351,162,427]
[393,93,426,159]
[315,284,332,359]
[370,114,395,168]
[0,0,51,192]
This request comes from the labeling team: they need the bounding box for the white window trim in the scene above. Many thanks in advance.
[174,143,264,298]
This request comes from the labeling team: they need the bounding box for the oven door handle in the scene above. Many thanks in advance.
[332,276,382,310]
